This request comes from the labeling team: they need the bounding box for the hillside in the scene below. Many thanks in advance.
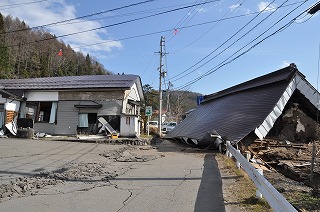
[142,84,201,122]
[0,13,111,79]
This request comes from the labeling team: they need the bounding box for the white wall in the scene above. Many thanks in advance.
[120,115,139,137]
[25,91,58,101]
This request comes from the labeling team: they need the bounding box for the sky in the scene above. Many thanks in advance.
[1,0,320,95]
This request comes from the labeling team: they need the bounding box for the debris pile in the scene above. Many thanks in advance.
[37,162,117,181]
[99,146,159,162]
[97,138,149,146]
[0,145,161,201]
[246,139,319,190]
[0,177,62,200]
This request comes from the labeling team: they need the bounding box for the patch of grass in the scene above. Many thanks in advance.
[139,134,153,139]
[286,192,320,211]
[221,155,272,212]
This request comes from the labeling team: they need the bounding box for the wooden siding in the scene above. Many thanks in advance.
[55,101,79,135]
[34,123,56,134]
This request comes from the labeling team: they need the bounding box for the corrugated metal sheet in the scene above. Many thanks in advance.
[166,64,319,143]
[204,66,296,102]
[167,81,288,142]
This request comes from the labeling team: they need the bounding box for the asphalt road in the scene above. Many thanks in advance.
[0,138,227,212]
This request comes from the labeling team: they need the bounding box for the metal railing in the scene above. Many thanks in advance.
[226,141,298,212]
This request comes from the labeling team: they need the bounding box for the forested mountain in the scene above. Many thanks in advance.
[142,84,201,122]
[0,13,111,79]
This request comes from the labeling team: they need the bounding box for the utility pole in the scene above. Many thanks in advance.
[157,36,166,135]
[166,81,172,121]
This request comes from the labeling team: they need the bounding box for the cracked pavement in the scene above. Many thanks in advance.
[0,138,226,212]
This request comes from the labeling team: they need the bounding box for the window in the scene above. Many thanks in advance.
[126,117,131,125]
[0,104,4,129]
[26,102,57,123]
[78,113,97,128]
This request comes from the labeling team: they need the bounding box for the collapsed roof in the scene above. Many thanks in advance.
[166,64,320,145]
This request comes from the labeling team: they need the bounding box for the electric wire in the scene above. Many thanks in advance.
[0,0,49,9]
[175,5,305,90]
[1,1,303,50]
[169,0,279,82]
[166,1,306,83]
[37,1,209,29]
[165,0,203,41]
[2,0,217,48]
[174,0,311,90]
[171,0,246,53]
[1,0,156,34]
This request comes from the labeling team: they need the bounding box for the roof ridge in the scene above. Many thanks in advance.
[203,64,298,103]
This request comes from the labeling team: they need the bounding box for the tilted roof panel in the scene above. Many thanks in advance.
[167,81,289,141]
[204,65,298,102]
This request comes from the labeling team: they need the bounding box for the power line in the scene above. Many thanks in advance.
[166,3,302,82]
[174,0,312,91]
[74,2,303,52]
[165,0,204,41]
[0,0,49,9]
[171,0,247,52]
[45,1,202,28]
[169,0,280,82]
[2,0,218,48]
[2,0,156,35]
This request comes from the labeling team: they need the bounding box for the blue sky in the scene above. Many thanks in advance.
[1,0,320,95]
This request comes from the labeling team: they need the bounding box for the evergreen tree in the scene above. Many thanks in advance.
[0,13,9,78]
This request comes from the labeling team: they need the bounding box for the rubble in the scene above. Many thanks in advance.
[37,162,117,181]
[99,146,159,162]
[245,139,320,191]
[0,177,62,201]
[0,145,159,202]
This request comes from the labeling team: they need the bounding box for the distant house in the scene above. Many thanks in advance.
[0,74,144,137]
[166,64,320,146]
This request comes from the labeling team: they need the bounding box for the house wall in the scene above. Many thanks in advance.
[34,101,78,135]
[98,100,123,115]
[120,115,139,137]
[55,101,79,135]
[59,91,124,100]
[20,89,142,136]
[34,100,124,135]
[25,91,58,101]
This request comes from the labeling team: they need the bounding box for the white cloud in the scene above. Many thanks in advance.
[280,61,290,68]
[229,4,240,11]
[229,3,251,14]
[196,7,208,13]
[0,0,122,54]
[258,2,277,12]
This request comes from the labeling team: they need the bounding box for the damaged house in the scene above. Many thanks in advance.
[166,64,320,147]
[0,74,144,137]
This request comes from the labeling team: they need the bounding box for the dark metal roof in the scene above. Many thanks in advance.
[204,64,298,102]
[0,74,140,90]
[0,89,25,100]
[166,64,307,142]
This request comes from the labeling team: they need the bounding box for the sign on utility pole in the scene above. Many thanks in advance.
[145,106,152,136]
[145,106,152,117]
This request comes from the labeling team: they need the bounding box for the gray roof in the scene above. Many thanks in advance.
[0,74,140,90]
[166,64,320,143]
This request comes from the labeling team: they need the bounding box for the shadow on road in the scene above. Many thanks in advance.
[194,154,225,212]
